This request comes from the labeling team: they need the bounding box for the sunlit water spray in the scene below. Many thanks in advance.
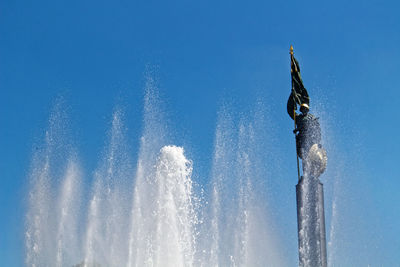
[83,109,132,267]
[26,85,288,267]
[205,108,284,267]
[25,104,83,267]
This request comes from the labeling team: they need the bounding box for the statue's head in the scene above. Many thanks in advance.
[300,103,309,114]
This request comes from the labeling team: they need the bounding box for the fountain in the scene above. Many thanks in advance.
[25,79,286,267]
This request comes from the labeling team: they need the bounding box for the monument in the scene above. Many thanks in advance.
[287,46,328,267]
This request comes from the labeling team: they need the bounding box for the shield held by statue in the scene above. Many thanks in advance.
[303,144,328,179]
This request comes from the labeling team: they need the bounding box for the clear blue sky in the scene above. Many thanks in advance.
[1,0,399,266]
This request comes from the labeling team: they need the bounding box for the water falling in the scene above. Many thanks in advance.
[25,142,52,267]
[204,105,285,267]
[55,159,81,267]
[83,109,132,267]
[26,103,82,267]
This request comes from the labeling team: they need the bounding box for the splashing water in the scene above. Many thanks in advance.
[25,86,287,267]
